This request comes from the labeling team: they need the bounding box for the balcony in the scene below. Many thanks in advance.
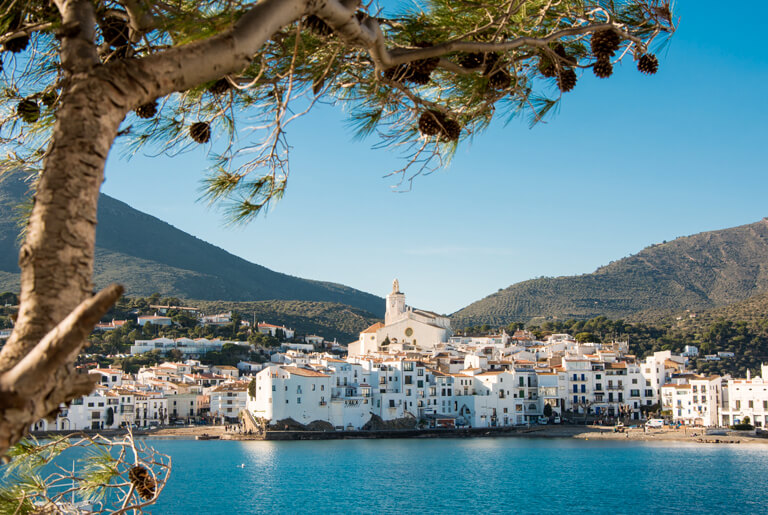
[606,385,623,391]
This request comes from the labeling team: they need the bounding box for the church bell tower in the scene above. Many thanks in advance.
[385,279,406,326]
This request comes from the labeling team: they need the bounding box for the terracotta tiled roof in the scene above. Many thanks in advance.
[361,322,385,334]
[283,366,329,378]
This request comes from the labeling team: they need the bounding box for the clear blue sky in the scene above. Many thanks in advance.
[101,1,768,315]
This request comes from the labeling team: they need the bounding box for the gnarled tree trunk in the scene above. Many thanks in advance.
[0,0,310,456]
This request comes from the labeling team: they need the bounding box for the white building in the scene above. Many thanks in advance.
[349,279,451,357]
[130,337,245,356]
[662,375,721,426]
[720,366,768,427]
[210,382,249,422]
[137,315,173,326]
[258,323,295,339]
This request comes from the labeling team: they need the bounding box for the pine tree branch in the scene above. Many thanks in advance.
[0,284,123,395]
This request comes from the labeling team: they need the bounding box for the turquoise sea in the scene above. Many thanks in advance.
[144,438,768,514]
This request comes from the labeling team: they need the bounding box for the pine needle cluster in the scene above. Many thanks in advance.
[0,0,675,222]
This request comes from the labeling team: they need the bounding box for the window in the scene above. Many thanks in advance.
[297,397,301,404]
[573,385,578,393]
[312,384,316,391]
[749,401,754,409]
[596,374,602,380]
[417,368,424,377]
[632,378,638,384]
[580,374,585,381]
[297,386,302,394]
[520,377,525,387]
[405,376,413,385]
[580,385,586,393]
[736,401,741,409]
[389,400,395,408]
[404,361,414,371]
[417,380,424,388]
[272,385,276,391]
[87,402,94,407]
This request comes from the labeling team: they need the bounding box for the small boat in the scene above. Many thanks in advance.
[196,433,220,440]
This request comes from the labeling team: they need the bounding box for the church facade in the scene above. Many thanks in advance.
[348,279,452,357]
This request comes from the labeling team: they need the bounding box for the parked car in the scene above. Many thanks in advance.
[537,416,549,425]
[646,418,664,428]
[553,416,561,424]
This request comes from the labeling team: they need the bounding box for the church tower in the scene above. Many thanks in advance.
[385,279,406,326]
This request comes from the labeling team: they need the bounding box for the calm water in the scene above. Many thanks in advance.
[141,438,768,514]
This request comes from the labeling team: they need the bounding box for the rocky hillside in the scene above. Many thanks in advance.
[453,219,768,327]
[0,173,384,316]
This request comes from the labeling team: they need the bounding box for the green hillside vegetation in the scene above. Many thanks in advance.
[0,173,383,315]
[88,294,377,351]
[190,299,380,343]
[453,219,768,327]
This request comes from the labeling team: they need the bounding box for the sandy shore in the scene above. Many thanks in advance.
[138,424,768,444]
[148,425,227,438]
[526,425,764,444]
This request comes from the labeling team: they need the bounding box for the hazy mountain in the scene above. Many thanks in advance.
[0,173,384,316]
[453,219,768,327]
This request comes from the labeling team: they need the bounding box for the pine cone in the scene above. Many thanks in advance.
[128,465,156,501]
[538,55,557,78]
[410,57,439,76]
[557,68,577,93]
[487,70,512,90]
[637,53,659,75]
[135,101,157,119]
[208,78,231,95]
[189,122,211,144]
[382,64,410,82]
[593,57,613,79]
[41,92,57,108]
[4,35,29,53]
[418,110,445,136]
[440,118,461,142]
[305,15,333,36]
[591,29,621,58]
[483,53,501,75]
[458,53,484,69]
[17,99,39,123]
[553,43,575,66]
[408,70,432,85]
[102,16,129,48]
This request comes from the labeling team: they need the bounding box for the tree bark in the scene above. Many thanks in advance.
[0,0,311,457]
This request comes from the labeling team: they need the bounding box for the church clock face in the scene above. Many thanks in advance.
[405,327,414,337]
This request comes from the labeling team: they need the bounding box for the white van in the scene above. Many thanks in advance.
[646,419,664,428]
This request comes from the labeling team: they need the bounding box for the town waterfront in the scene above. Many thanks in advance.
[146,438,768,514]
